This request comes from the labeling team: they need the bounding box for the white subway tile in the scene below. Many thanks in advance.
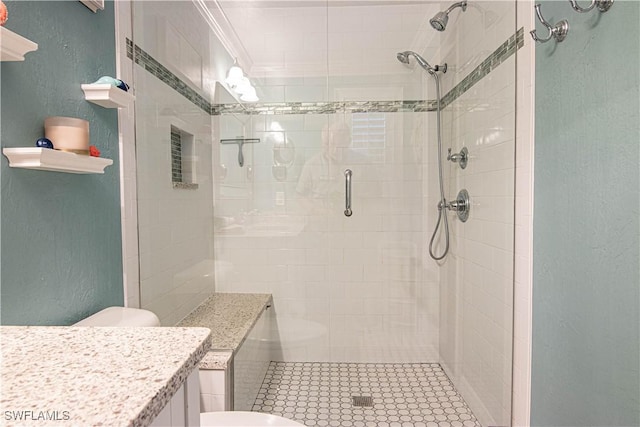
[210,395,225,412]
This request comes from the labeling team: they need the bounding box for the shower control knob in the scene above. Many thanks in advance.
[448,199,464,211]
[444,189,470,222]
[447,147,468,169]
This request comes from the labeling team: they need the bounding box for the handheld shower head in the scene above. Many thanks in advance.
[430,0,468,32]
[396,51,447,74]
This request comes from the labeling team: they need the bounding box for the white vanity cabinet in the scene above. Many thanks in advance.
[151,370,201,427]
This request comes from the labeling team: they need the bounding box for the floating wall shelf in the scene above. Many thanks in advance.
[3,148,113,174]
[80,0,105,13]
[0,27,38,61]
[81,84,135,108]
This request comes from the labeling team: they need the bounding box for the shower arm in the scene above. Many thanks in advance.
[444,1,468,15]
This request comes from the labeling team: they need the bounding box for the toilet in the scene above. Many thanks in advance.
[200,411,303,426]
[74,306,161,327]
[74,307,305,427]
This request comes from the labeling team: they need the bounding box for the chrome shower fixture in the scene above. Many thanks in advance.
[447,147,469,169]
[430,0,468,31]
[569,0,613,13]
[438,189,471,223]
[396,51,447,74]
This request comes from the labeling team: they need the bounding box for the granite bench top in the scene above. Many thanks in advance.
[176,293,271,370]
[0,325,211,427]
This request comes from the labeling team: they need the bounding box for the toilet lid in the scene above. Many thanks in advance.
[200,411,305,426]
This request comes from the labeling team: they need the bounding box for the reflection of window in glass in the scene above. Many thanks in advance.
[352,113,385,163]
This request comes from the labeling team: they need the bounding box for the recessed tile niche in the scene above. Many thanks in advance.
[170,126,198,189]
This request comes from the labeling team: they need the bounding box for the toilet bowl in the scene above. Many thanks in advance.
[75,307,304,427]
[73,306,161,327]
[201,411,304,426]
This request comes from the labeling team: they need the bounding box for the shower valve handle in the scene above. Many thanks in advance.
[447,147,468,169]
[446,148,455,160]
[447,199,465,211]
[439,189,470,222]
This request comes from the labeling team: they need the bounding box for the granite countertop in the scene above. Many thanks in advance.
[176,293,271,369]
[0,326,211,427]
[199,350,234,370]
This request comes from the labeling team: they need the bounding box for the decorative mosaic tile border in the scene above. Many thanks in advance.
[126,38,212,114]
[441,27,524,108]
[170,128,183,183]
[211,100,437,115]
[128,27,524,116]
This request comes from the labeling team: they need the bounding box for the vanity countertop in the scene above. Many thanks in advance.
[176,293,271,369]
[0,325,211,427]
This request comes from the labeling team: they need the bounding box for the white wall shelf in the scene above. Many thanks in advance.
[81,84,135,108]
[0,27,38,62]
[3,147,113,174]
[79,0,104,13]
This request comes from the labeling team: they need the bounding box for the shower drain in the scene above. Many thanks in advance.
[351,396,373,407]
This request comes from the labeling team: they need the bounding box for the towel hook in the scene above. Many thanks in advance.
[530,3,569,43]
[569,0,613,13]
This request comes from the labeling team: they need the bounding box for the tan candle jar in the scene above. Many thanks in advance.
[44,117,90,155]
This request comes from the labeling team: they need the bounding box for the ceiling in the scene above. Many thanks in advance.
[210,0,443,78]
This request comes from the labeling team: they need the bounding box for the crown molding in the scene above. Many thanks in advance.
[192,0,254,72]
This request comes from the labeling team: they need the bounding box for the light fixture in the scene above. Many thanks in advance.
[236,77,251,94]
[225,59,244,90]
[225,59,259,103]
[240,86,259,103]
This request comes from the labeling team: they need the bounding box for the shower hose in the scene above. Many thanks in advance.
[428,71,449,261]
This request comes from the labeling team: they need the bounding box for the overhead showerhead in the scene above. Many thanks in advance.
[430,0,468,32]
[430,11,449,32]
[396,51,447,74]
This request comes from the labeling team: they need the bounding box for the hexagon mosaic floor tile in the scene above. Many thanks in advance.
[252,362,481,427]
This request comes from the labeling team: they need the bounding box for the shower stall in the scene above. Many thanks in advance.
[127,1,518,425]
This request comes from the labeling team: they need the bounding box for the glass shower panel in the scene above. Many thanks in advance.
[132,1,216,325]
[435,2,517,426]
[320,1,438,364]
[323,109,435,363]
[204,1,516,425]
[217,114,254,205]
[211,3,331,363]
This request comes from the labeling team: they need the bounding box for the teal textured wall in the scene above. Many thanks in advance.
[531,1,639,425]
[1,1,124,325]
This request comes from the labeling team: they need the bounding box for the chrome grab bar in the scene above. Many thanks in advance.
[344,169,353,217]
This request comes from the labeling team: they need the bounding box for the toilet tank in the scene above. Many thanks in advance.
[74,307,161,327]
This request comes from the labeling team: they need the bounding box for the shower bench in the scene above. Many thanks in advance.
[176,292,275,412]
